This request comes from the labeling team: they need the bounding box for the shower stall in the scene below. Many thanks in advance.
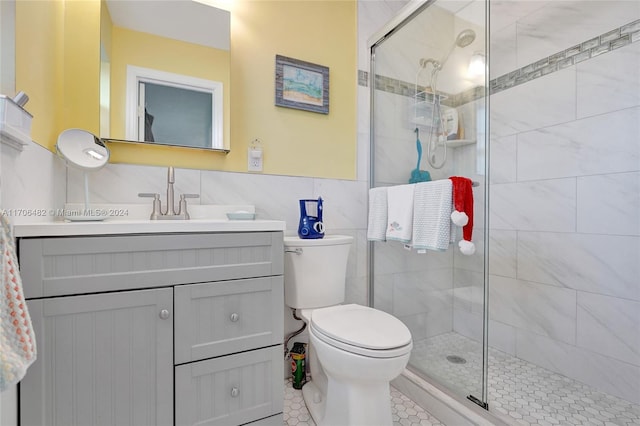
[368,1,640,424]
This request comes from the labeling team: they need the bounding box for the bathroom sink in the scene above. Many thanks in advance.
[12,203,286,237]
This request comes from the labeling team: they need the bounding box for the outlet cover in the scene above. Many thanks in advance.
[248,148,263,172]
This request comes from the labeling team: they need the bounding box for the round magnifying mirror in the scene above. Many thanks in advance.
[57,128,109,170]
[56,129,110,221]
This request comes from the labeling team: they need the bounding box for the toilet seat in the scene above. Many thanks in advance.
[310,304,412,359]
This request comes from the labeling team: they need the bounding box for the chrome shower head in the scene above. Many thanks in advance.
[455,29,476,48]
[438,28,476,68]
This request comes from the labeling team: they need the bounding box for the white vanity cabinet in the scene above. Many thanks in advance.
[16,229,285,426]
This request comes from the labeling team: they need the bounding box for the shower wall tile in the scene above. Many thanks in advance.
[357,130,370,183]
[399,309,453,341]
[357,0,408,70]
[346,275,368,306]
[372,239,453,276]
[489,275,577,345]
[489,134,516,184]
[488,229,517,278]
[577,292,640,367]
[201,171,314,230]
[490,68,576,138]
[313,178,368,230]
[517,108,640,181]
[69,163,201,205]
[577,172,640,236]
[489,0,551,36]
[453,268,483,315]
[489,22,517,79]
[515,329,640,405]
[453,308,483,344]
[487,318,517,357]
[516,1,640,68]
[393,269,453,318]
[453,228,485,273]
[577,42,640,118]
[517,231,640,301]
[489,178,576,232]
[373,273,394,315]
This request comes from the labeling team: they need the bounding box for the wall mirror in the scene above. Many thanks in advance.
[100,0,230,151]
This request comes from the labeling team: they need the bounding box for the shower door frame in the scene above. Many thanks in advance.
[367,0,491,410]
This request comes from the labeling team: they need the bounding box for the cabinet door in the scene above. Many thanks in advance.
[175,345,283,426]
[174,277,284,364]
[20,288,173,426]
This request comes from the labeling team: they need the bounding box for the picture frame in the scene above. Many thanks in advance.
[275,55,329,114]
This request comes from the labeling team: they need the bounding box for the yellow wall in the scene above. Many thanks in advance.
[15,0,64,147]
[16,0,358,180]
[229,0,357,179]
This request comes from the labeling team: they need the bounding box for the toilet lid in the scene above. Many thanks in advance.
[310,304,412,351]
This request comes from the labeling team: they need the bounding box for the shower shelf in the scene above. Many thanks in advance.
[446,139,476,148]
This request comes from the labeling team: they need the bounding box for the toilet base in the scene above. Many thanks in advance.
[301,382,325,425]
[302,377,393,426]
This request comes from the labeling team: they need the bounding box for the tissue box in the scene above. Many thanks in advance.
[0,94,32,150]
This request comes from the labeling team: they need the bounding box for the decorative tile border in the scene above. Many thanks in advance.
[490,18,639,94]
[363,19,640,105]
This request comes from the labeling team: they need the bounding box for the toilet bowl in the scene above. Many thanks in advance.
[284,236,413,426]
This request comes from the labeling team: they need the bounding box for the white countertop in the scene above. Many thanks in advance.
[12,204,286,237]
[13,219,286,237]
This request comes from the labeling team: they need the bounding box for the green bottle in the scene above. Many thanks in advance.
[290,342,306,389]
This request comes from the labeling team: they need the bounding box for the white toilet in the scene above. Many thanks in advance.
[284,235,413,426]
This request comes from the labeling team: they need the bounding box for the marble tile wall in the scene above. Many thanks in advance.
[484,0,640,404]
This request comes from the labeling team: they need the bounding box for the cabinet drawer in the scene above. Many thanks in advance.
[174,277,284,363]
[175,345,283,426]
[19,231,283,298]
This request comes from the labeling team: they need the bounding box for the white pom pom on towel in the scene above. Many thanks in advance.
[458,239,476,256]
[450,210,468,227]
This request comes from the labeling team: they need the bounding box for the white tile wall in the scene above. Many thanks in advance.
[577,171,640,236]
[489,178,577,232]
[490,275,577,345]
[517,108,640,182]
[490,68,577,138]
[0,141,65,225]
[517,231,640,301]
[486,1,640,405]
[577,41,640,118]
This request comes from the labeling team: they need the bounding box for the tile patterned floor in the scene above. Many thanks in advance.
[410,332,640,426]
[283,378,445,426]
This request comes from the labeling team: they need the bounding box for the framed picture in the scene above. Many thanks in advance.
[275,55,329,114]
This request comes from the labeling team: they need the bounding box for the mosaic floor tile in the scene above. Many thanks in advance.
[283,378,445,426]
[410,332,640,426]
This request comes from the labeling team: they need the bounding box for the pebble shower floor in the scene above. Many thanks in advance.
[411,332,640,426]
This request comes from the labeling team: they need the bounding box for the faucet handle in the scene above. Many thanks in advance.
[178,193,199,219]
[138,193,162,220]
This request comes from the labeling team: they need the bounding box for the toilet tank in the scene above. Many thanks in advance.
[284,235,353,309]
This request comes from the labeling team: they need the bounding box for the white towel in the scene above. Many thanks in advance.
[367,187,388,241]
[0,214,37,391]
[386,184,415,243]
[412,180,453,252]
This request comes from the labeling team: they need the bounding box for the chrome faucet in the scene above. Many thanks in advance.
[139,166,199,220]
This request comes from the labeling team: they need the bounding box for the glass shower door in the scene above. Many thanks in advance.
[369,0,489,407]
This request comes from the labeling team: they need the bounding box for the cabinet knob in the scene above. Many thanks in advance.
[231,387,240,398]
[229,313,240,322]
[159,309,170,320]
